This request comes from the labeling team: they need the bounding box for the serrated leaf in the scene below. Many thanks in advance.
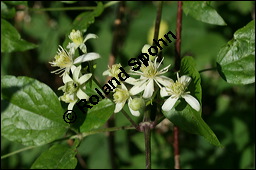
[31,144,77,169]
[163,102,222,146]
[217,20,255,85]
[1,75,68,146]
[1,19,37,53]
[183,1,226,26]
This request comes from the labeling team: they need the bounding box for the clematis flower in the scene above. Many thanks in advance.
[128,56,172,98]
[113,84,141,116]
[161,73,200,112]
[58,65,92,110]
[67,29,98,55]
[102,63,122,78]
[49,45,100,77]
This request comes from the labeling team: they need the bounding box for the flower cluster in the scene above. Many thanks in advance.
[50,29,100,110]
[103,44,200,117]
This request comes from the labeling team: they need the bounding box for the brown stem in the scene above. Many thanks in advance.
[174,1,183,71]
[105,2,126,169]
[173,1,182,169]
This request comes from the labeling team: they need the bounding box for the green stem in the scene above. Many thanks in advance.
[199,67,217,73]
[1,146,37,159]
[70,126,135,139]
[29,6,96,12]
[144,124,151,169]
[104,1,120,8]
[28,1,119,12]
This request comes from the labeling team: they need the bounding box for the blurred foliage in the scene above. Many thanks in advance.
[1,1,255,169]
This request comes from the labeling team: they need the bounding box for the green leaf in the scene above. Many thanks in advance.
[180,56,202,107]
[216,20,255,85]
[1,2,16,19]
[183,1,226,26]
[1,75,68,146]
[73,98,115,133]
[72,1,103,31]
[162,56,221,146]
[71,79,115,132]
[163,102,221,146]
[1,19,37,53]
[31,144,77,169]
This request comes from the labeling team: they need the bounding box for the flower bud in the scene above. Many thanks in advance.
[129,98,145,111]
[142,44,156,61]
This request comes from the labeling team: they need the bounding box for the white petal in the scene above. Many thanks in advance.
[68,101,76,110]
[77,88,89,100]
[125,77,138,85]
[70,65,76,73]
[143,79,154,98]
[162,96,178,112]
[160,87,169,97]
[180,75,191,85]
[78,73,92,84]
[63,73,73,84]
[114,102,125,113]
[182,94,200,111]
[102,69,110,76]
[155,76,174,87]
[79,44,87,53]
[74,52,100,64]
[128,98,140,117]
[129,79,147,95]
[83,33,97,42]
[73,65,81,82]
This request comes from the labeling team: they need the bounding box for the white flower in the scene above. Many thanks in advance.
[161,73,200,112]
[59,65,92,110]
[113,84,140,116]
[128,56,172,98]
[103,63,122,78]
[49,45,100,77]
[67,29,98,55]
[49,46,73,76]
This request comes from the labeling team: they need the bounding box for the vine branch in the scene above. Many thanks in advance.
[173,1,183,169]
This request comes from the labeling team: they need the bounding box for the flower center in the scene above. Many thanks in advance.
[65,81,79,94]
[54,49,73,68]
[141,64,157,78]
[113,88,129,103]
[109,64,122,78]
[170,82,186,97]
[69,30,83,45]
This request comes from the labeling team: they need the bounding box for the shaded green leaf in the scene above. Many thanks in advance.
[216,20,255,85]
[163,100,221,147]
[183,1,226,26]
[1,75,68,146]
[73,98,115,133]
[1,19,37,53]
[1,2,16,19]
[31,144,77,169]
